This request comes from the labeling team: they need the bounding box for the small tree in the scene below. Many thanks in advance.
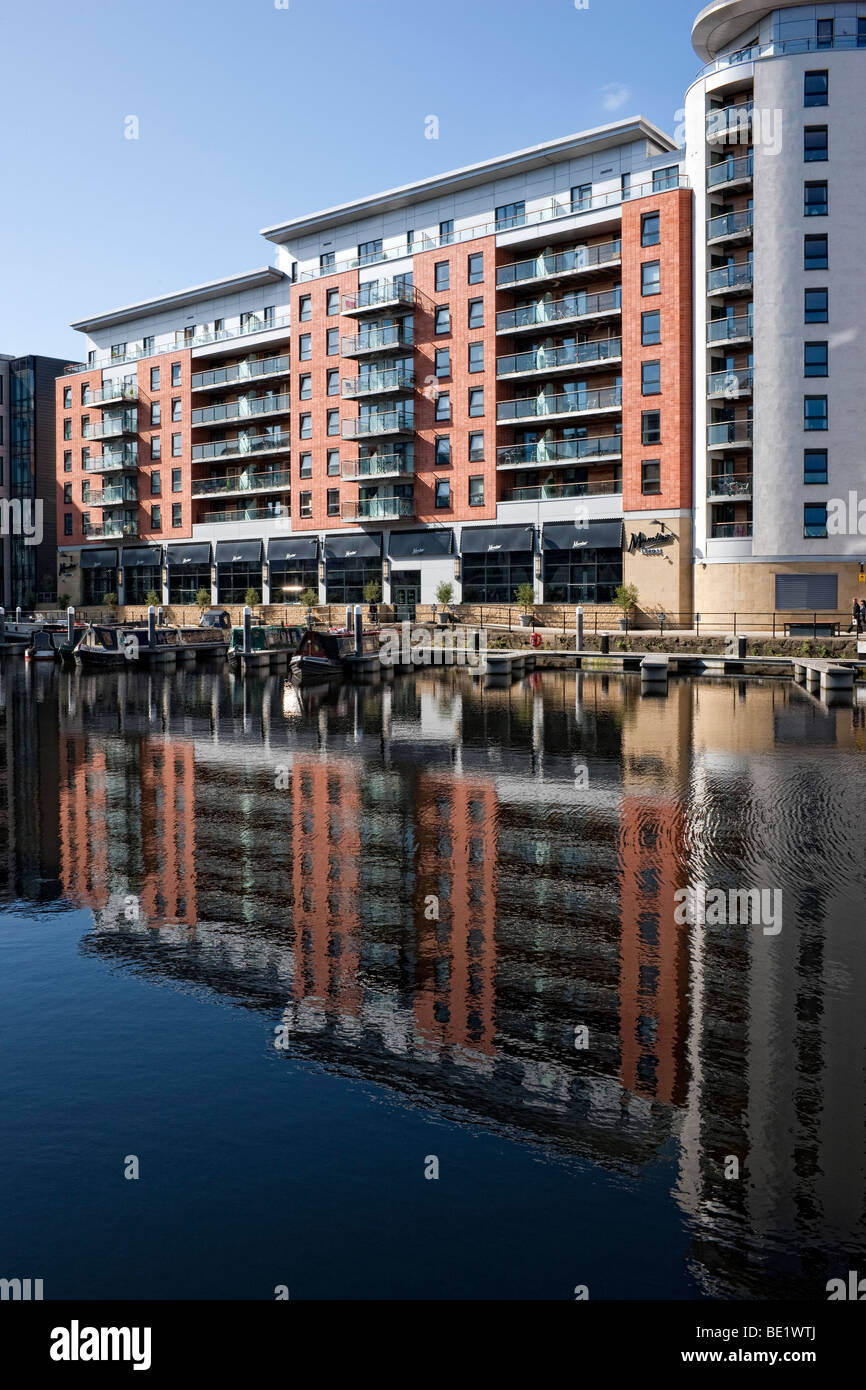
[614,583,639,632]
[146,589,161,608]
[515,582,535,613]
[436,580,454,607]
[299,587,318,612]
[244,587,260,607]
[103,591,118,608]
[57,592,72,609]
[363,579,382,606]
[194,587,211,611]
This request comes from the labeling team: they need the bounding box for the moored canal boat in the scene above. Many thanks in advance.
[227,623,305,666]
[24,630,59,662]
[290,627,379,681]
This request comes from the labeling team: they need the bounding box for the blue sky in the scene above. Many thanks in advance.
[1,0,701,362]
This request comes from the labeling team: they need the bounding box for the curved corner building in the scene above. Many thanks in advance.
[687,1,866,618]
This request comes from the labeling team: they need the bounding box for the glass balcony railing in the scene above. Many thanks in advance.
[191,469,292,496]
[342,323,414,356]
[707,262,753,292]
[342,409,414,439]
[89,447,138,470]
[192,432,290,461]
[497,240,621,288]
[342,368,414,397]
[707,421,753,447]
[201,506,288,524]
[696,33,866,82]
[707,209,753,241]
[343,496,415,521]
[497,386,621,422]
[66,314,291,375]
[706,101,754,142]
[191,355,290,391]
[707,367,753,397]
[496,289,621,333]
[83,521,138,539]
[342,279,417,314]
[92,486,138,506]
[190,394,291,426]
[707,314,753,344]
[86,412,138,440]
[502,480,622,502]
[497,339,621,377]
[708,474,753,499]
[497,435,622,467]
[711,522,753,538]
[88,382,138,405]
[707,155,753,188]
[343,452,414,479]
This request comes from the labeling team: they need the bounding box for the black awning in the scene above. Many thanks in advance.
[460,524,535,555]
[166,543,212,567]
[268,536,318,563]
[121,546,163,569]
[388,528,453,559]
[79,547,118,570]
[543,519,623,551]
[215,539,263,565]
[324,532,382,560]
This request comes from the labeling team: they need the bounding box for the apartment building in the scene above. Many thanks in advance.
[55,119,694,615]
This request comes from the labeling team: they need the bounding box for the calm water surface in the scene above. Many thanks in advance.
[1,661,865,1299]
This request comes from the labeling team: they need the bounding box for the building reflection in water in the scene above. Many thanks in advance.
[2,660,865,1297]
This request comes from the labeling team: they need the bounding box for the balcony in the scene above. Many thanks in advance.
[707,262,753,295]
[87,411,138,440]
[707,367,753,398]
[341,496,415,521]
[708,474,752,500]
[501,479,622,503]
[707,420,753,449]
[191,355,290,392]
[496,289,621,335]
[83,521,138,539]
[342,452,414,480]
[191,394,291,427]
[496,240,621,290]
[707,314,753,346]
[191,469,292,498]
[341,323,414,358]
[497,385,621,425]
[191,431,290,462]
[342,367,414,399]
[497,436,622,468]
[711,521,753,538]
[88,382,138,406]
[706,101,754,143]
[707,209,753,245]
[342,408,414,441]
[66,313,291,375]
[706,155,753,190]
[91,486,138,506]
[200,506,289,525]
[497,338,621,380]
[89,447,138,471]
[342,279,418,316]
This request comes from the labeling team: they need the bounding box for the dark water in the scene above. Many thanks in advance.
[1,660,865,1300]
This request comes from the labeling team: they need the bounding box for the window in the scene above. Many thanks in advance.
[641,211,660,246]
[81,447,90,468]
[327,449,340,476]
[468,387,484,417]
[299,413,312,438]
[620,171,632,200]
[81,481,90,502]
[150,435,161,459]
[327,409,339,435]
[151,505,162,530]
[170,467,182,492]
[804,70,828,106]
[299,334,311,360]
[111,343,127,360]
[299,295,312,321]
[468,297,484,329]
[435,392,451,421]
[358,239,382,264]
[804,395,828,430]
[468,252,484,284]
[805,287,828,323]
[495,201,525,230]
[468,342,484,373]
[571,182,592,210]
[299,491,312,518]
[641,460,661,494]
[652,165,678,191]
[642,310,661,345]
[641,410,661,445]
[434,305,450,335]
[804,503,828,537]
[804,126,828,161]
[171,397,181,421]
[860,17,866,47]
[212,322,222,336]
[435,348,451,378]
[299,452,312,477]
[435,478,451,508]
[816,17,833,48]
[641,260,661,295]
[64,513,73,536]
[804,181,828,215]
[439,220,454,245]
[172,503,182,528]
[63,482,72,503]
[171,363,181,387]
[63,386,72,407]
[804,341,828,376]
[327,368,339,396]
[63,418,72,439]
[320,251,335,270]
[171,433,181,456]
[150,367,160,390]
[326,327,339,356]
[299,373,312,399]
[469,431,484,461]
[435,261,450,292]
[151,402,161,425]
[804,234,828,269]
[326,288,339,315]
[804,448,828,484]
[151,471,161,495]
[469,476,484,506]
[435,436,451,467]
[63,450,72,473]
[641,360,661,395]
[327,489,340,517]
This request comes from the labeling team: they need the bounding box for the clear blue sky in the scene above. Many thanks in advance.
[0,0,701,363]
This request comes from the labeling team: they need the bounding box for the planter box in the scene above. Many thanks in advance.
[519,613,533,627]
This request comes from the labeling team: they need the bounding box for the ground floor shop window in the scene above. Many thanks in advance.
[217,562,263,604]
[543,548,621,604]
[124,567,162,604]
[461,552,533,603]
[325,556,381,605]
[168,565,211,605]
[82,568,118,605]
[269,560,318,602]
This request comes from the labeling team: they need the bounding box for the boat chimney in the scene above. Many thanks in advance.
[148,605,156,647]
[243,605,252,655]
[67,606,75,646]
[354,604,363,656]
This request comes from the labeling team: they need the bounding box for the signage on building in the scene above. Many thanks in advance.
[628,530,675,556]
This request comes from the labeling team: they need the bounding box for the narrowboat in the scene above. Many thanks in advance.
[24,630,59,662]
[74,624,138,669]
[290,627,379,681]
[227,623,305,665]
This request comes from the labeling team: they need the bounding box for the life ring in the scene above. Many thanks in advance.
[530,632,542,649]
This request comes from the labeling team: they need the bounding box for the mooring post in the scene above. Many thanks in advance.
[243,605,252,655]
[576,605,584,652]
[345,605,353,634]
[157,605,164,627]
[16,606,21,625]
[354,604,363,656]
[67,606,75,645]
[0,608,5,646]
[148,605,156,648]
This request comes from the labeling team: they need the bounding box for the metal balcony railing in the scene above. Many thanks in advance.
[342,367,415,397]
[342,409,414,439]
[496,288,621,333]
[191,394,291,426]
[342,496,415,520]
[707,367,753,397]
[497,435,622,467]
[191,432,290,461]
[191,355,290,391]
[342,323,414,356]
[497,338,621,376]
[707,262,753,292]
[707,420,753,447]
[342,452,414,479]
[707,314,753,344]
[497,240,621,288]
[191,469,292,496]
[342,279,418,314]
[711,521,753,538]
[502,480,622,502]
[707,155,753,188]
[707,209,753,241]
[708,474,753,498]
[497,386,621,422]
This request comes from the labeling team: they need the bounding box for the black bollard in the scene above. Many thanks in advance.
[600,633,610,655]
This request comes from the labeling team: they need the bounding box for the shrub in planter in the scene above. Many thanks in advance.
[515,582,536,627]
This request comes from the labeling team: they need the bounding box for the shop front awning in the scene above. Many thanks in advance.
[542,519,623,551]
[120,546,163,569]
[166,543,212,567]
[268,537,319,563]
[215,539,263,565]
[460,524,535,554]
[324,533,382,560]
[79,548,118,570]
[388,528,453,559]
